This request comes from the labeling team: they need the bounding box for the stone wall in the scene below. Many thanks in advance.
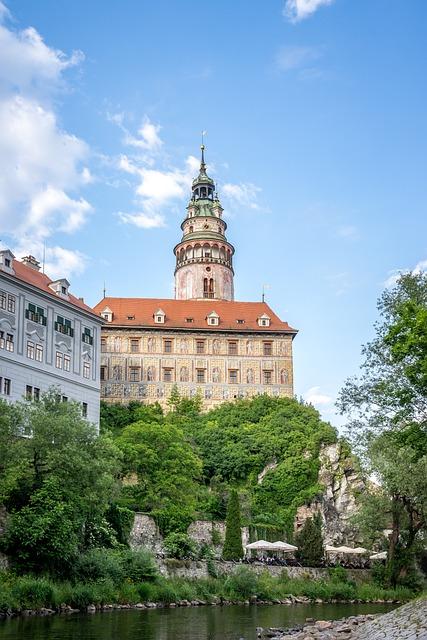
[130,514,249,557]
[158,559,370,583]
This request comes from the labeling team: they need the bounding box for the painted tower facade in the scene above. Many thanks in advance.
[174,146,235,301]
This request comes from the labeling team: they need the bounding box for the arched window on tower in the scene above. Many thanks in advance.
[209,278,214,298]
[203,278,209,298]
[189,225,193,234]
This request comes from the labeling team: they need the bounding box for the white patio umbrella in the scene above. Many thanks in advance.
[370,551,387,560]
[271,541,298,552]
[352,547,369,554]
[245,539,277,551]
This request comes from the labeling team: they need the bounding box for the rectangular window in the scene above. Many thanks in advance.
[196,340,205,354]
[26,385,33,400]
[25,304,46,325]
[129,366,140,382]
[82,402,88,418]
[83,361,90,378]
[35,344,43,362]
[6,334,14,352]
[100,366,107,381]
[163,339,172,353]
[27,340,35,359]
[0,331,4,349]
[4,378,11,396]
[0,291,6,309]
[62,395,68,403]
[33,387,40,401]
[196,369,206,383]
[55,316,74,337]
[228,341,238,356]
[263,370,272,385]
[7,295,15,313]
[130,339,140,353]
[101,338,107,352]
[229,369,238,384]
[263,341,273,356]
[82,328,93,345]
[163,368,173,382]
[56,351,63,369]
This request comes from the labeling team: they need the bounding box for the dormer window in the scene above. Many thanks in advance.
[207,311,219,326]
[49,278,70,299]
[154,308,165,324]
[258,314,271,327]
[236,319,245,325]
[101,307,113,322]
[127,315,135,320]
[185,317,194,323]
[0,250,15,275]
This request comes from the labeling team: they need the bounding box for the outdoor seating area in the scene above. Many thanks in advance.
[241,540,386,569]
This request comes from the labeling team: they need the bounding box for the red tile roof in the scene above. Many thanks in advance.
[93,297,297,334]
[7,258,98,316]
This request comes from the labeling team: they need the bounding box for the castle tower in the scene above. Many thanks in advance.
[174,146,235,300]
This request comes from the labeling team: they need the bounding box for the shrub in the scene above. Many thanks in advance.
[224,567,258,599]
[328,566,349,583]
[151,579,178,604]
[222,490,243,561]
[119,549,158,583]
[73,548,123,584]
[211,527,222,546]
[137,582,155,601]
[10,577,59,610]
[67,583,99,609]
[164,533,198,559]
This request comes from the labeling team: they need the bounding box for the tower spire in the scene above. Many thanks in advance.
[200,143,206,173]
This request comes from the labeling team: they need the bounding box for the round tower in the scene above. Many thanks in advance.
[174,145,235,301]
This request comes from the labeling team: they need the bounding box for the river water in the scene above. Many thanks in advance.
[0,603,394,640]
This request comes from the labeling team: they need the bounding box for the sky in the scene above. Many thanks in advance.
[0,0,426,427]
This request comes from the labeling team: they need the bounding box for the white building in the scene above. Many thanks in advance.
[0,250,103,427]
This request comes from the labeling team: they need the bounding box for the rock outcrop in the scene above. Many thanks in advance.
[294,442,365,545]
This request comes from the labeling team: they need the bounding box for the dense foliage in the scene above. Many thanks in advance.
[295,514,324,565]
[222,489,244,560]
[338,272,427,588]
[0,392,121,575]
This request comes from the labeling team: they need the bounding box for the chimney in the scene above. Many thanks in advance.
[22,255,41,271]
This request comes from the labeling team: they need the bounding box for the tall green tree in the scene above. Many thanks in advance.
[338,272,427,586]
[0,391,122,575]
[295,513,324,565]
[222,489,243,560]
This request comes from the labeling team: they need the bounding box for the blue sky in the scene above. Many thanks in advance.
[1,0,426,426]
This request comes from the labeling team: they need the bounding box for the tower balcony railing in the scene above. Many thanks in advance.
[176,256,232,269]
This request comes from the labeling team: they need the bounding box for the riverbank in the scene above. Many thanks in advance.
[0,567,416,619]
[256,597,427,639]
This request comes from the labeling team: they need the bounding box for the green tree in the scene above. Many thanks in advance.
[295,514,324,565]
[222,489,243,560]
[116,419,202,535]
[338,272,427,586]
[0,391,122,575]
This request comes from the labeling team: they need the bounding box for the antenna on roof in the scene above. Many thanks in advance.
[262,284,270,303]
[103,281,106,298]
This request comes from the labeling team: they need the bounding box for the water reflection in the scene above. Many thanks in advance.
[0,603,395,640]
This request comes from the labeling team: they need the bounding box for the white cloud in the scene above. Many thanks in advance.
[384,259,427,288]
[118,211,165,229]
[284,0,335,23]
[276,45,320,72]
[124,117,163,153]
[0,6,92,279]
[222,182,261,210]
[304,386,333,406]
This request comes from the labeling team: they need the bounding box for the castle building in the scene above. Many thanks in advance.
[0,250,103,427]
[95,147,297,410]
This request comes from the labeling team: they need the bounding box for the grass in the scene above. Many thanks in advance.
[0,568,417,615]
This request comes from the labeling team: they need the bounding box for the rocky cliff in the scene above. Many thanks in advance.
[294,442,365,545]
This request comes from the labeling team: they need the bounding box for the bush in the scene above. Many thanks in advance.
[164,533,198,559]
[10,577,59,610]
[119,549,158,583]
[151,579,178,604]
[224,567,258,599]
[73,548,123,584]
[328,566,349,583]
